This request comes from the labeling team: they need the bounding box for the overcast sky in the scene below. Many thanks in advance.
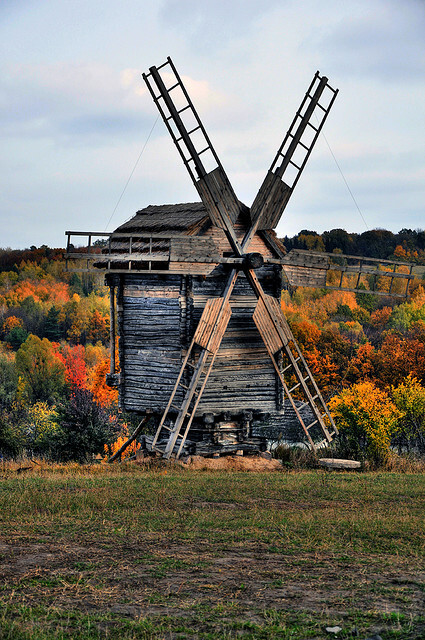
[1,0,424,249]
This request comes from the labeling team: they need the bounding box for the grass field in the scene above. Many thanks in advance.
[0,462,424,639]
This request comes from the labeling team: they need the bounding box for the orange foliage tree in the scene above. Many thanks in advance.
[1,316,23,336]
[104,423,140,461]
[60,344,88,389]
[88,358,118,408]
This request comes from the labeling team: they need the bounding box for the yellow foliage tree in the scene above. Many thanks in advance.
[392,375,425,453]
[26,401,59,454]
[328,381,403,461]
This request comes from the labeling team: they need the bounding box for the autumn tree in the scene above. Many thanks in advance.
[54,387,119,462]
[88,358,118,407]
[23,401,59,457]
[61,344,87,390]
[328,381,402,462]
[15,335,65,404]
[86,309,109,344]
[392,376,425,453]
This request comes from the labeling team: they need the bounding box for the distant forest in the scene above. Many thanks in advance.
[281,227,425,263]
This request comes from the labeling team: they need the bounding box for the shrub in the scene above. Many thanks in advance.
[54,387,119,463]
[328,381,402,462]
[392,375,425,453]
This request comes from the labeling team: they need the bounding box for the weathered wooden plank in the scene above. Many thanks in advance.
[193,297,232,352]
[195,166,241,229]
[283,265,327,287]
[250,170,291,230]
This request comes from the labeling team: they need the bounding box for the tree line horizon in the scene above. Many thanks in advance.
[0,224,424,464]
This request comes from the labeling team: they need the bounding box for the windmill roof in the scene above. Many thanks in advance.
[113,202,209,235]
[111,201,286,258]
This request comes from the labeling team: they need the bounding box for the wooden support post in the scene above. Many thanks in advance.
[108,415,150,463]
[110,285,116,375]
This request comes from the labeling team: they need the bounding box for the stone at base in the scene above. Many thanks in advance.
[319,458,361,470]
[260,451,272,460]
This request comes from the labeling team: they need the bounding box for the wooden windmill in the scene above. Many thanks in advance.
[66,57,415,459]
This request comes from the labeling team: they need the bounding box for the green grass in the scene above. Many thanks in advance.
[1,464,425,638]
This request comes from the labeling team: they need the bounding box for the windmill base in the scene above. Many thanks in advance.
[142,411,269,458]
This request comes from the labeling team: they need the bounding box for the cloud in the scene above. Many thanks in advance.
[159,0,284,52]
[0,62,151,144]
[314,0,425,81]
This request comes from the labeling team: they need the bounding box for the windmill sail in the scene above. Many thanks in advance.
[250,72,338,231]
[143,58,243,254]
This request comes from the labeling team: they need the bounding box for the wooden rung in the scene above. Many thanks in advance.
[288,382,300,393]
[316,102,327,112]
[282,357,301,373]
[306,419,318,430]
[187,125,201,135]
[167,81,180,91]
[298,140,310,151]
[156,60,169,71]
[316,439,329,448]
[289,160,301,170]
[177,105,190,114]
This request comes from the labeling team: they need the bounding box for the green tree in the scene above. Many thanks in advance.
[0,412,21,458]
[43,305,61,341]
[392,376,425,453]
[4,326,29,350]
[54,387,119,463]
[0,353,18,409]
[15,335,65,404]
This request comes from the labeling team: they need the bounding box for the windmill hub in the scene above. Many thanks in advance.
[243,252,264,270]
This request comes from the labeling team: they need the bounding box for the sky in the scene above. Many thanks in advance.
[0,0,424,249]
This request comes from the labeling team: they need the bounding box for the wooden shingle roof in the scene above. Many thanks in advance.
[112,202,286,259]
[113,202,209,235]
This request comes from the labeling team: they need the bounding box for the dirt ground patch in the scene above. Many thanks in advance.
[179,454,283,471]
[1,534,424,633]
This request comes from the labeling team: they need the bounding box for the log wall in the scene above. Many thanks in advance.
[116,262,283,417]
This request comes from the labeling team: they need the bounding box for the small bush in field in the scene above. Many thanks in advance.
[54,387,119,463]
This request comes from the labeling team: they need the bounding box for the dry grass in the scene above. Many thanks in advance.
[1,461,425,638]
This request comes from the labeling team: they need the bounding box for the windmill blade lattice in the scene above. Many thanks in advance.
[143,57,243,255]
[251,72,338,231]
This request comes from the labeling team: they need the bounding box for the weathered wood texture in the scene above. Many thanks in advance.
[118,274,185,413]
[250,170,291,230]
[196,167,242,229]
[117,265,283,416]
